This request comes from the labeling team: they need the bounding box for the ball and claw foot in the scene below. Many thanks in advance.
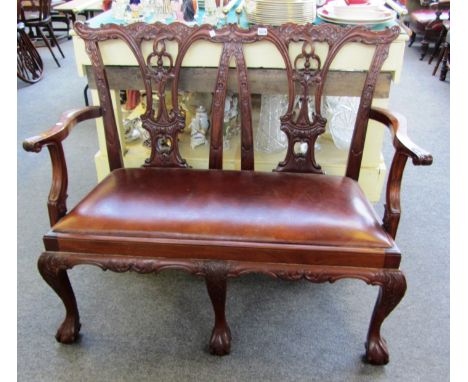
[209,325,232,356]
[55,318,81,344]
[204,261,232,356]
[365,336,389,365]
[364,271,406,366]
[37,253,81,345]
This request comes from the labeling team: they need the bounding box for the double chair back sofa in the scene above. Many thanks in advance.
[23,21,432,365]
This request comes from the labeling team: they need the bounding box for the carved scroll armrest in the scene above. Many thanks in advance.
[23,106,102,152]
[369,107,433,239]
[23,106,102,227]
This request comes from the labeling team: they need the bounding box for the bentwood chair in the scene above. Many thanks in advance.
[17,22,44,84]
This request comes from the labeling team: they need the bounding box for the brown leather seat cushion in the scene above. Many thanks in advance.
[52,168,393,249]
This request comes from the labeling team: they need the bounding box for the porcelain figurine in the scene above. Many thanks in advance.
[123,117,142,143]
[190,105,210,149]
[224,93,238,123]
[222,94,240,148]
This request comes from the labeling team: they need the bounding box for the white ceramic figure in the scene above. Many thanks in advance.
[222,94,240,149]
[223,94,232,123]
[231,96,238,120]
[203,0,218,25]
[124,117,142,143]
[112,0,128,20]
[223,94,239,123]
[197,105,210,131]
[190,105,210,149]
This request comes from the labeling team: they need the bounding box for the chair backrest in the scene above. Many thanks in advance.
[74,22,399,180]
[20,0,52,21]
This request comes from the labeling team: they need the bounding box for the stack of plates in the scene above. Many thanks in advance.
[317,0,396,25]
[245,0,317,26]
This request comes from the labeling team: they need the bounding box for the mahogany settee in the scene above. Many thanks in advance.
[23,21,432,365]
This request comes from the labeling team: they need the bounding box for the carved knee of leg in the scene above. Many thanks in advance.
[38,253,81,344]
[365,271,406,365]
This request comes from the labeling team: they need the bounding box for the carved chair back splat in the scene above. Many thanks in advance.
[23,21,433,366]
[74,22,399,178]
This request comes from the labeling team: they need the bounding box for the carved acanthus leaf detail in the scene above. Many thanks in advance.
[41,252,404,291]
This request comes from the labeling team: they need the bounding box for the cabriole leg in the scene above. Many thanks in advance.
[38,252,81,344]
[366,271,407,365]
[205,263,231,356]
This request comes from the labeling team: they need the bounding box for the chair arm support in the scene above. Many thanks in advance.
[23,106,102,153]
[22,106,102,227]
[369,107,433,239]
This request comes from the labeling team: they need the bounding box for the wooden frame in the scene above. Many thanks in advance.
[23,22,433,365]
[17,23,44,84]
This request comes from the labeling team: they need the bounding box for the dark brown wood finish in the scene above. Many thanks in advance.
[23,22,433,366]
[233,43,254,170]
[407,0,450,61]
[209,42,231,169]
[37,251,407,363]
[205,261,232,355]
[38,252,81,344]
[83,40,124,171]
[17,23,43,84]
[345,44,390,181]
[19,0,65,68]
[432,21,450,81]
[74,22,399,175]
[369,107,433,238]
[23,106,103,226]
[420,1,450,61]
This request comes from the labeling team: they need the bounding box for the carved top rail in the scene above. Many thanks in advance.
[74,22,399,178]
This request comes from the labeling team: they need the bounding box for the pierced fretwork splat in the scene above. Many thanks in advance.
[74,22,400,176]
[145,39,173,122]
[276,40,327,174]
[141,37,188,168]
